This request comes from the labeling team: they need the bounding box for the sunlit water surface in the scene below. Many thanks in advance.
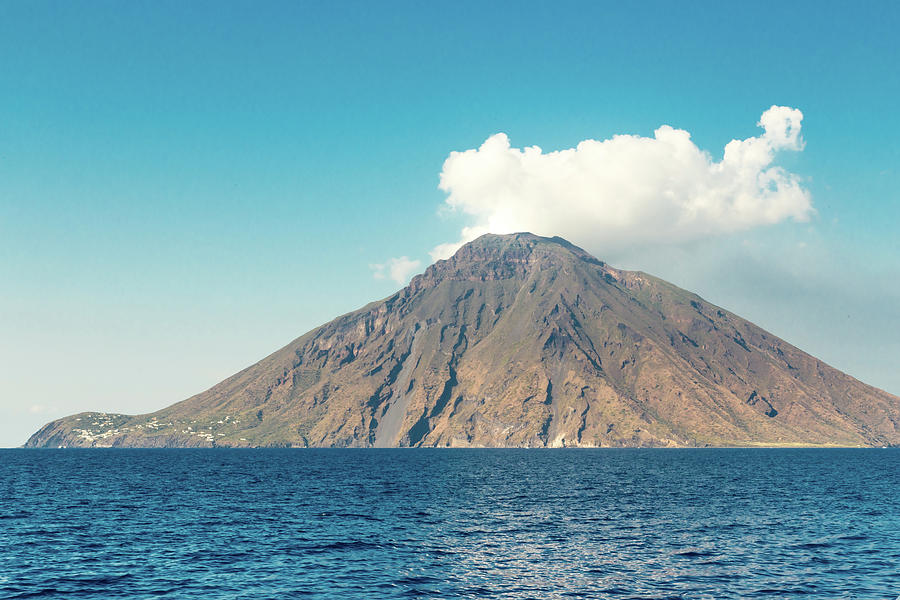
[1,449,898,599]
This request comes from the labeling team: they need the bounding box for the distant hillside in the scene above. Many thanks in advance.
[27,233,900,448]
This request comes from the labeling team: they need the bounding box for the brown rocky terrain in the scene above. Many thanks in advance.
[26,233,900,448]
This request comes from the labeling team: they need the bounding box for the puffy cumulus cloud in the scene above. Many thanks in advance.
[432,106,812,260]
[370,256,422,285]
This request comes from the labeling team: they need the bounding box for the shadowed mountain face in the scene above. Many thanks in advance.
[27,233,900,448]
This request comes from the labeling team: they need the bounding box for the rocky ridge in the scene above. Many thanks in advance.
[26,233,900,448]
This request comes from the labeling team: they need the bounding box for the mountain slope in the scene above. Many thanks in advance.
[26,233,900,448]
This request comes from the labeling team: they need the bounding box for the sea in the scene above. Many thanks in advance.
[1,448,898,599]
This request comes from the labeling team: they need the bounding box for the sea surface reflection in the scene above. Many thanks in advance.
[1,448,898,599]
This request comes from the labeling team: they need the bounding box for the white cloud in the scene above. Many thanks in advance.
[370,256,422,285]
[432,106,812,260]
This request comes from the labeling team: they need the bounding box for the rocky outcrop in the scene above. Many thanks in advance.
[26,233,900,448]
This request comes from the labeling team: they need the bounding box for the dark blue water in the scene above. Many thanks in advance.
[1,449,898,599]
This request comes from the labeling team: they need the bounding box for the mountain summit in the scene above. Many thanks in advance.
[27,233,900,448]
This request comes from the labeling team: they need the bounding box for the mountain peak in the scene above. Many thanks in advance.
[415,233,605,289]
[25,232,900,449]
[455,232,598,260]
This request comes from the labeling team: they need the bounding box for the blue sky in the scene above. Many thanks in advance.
[1,1,898,446]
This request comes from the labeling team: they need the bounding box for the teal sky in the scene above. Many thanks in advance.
[1,1,898,447]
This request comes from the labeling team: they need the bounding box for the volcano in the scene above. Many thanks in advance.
[26,233,900,448]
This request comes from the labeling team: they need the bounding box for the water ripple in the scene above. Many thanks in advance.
[1,448,898,599]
